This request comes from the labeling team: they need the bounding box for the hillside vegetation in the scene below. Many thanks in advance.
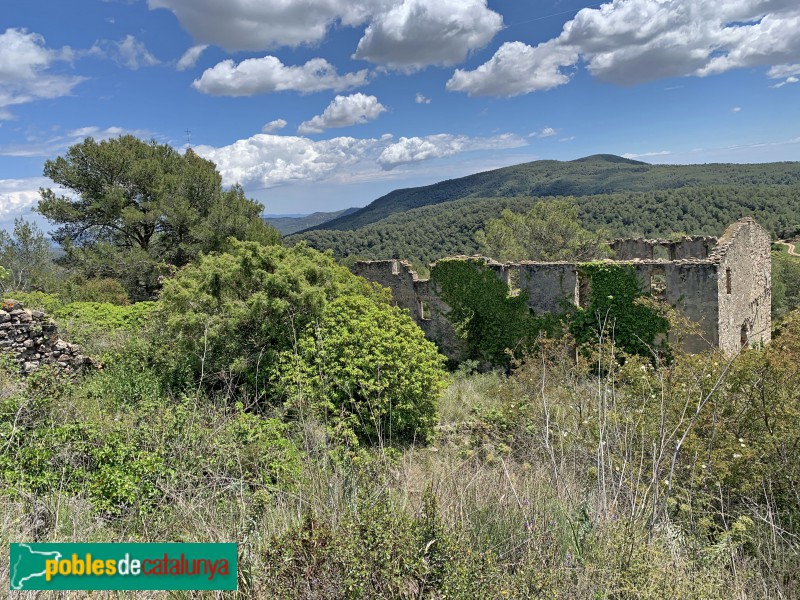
[294,185,800,269]
[2,139,800,598]
[303,154,800,232]
[2,293,799,598]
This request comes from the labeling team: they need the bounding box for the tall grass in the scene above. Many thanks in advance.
[2,331,799,598]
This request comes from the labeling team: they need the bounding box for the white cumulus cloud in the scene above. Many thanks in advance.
[192,130,526,188]
[0,178,49,221]
[447,40,578,96]
[148,0,502,70]
[90,35,161,70]
[262,119,288,133]
[353,0,502,71]
[176,44,208,70]
[768,62,800,87]
[448,0,800,97]
[377,133,525,169]
[193,56,368,96]
[415,92,431,104]
[0,28,84,119]
[193,134,384,188]
[298,94,386,135]
[116,35,159,69]
[530,127,557,138]
[147,0,381,51]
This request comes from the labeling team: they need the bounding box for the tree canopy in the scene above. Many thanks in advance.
[475,200,610,262]
[37,135,280,299]
[0,219,56,293]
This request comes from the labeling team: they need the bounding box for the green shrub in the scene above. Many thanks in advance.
[155,240,389,399]
[61,277,131,305]
[285,294,447,445]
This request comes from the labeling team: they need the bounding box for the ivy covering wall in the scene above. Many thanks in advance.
[430,259,558,366]
[569,263,670,357]
[431,259,669,366]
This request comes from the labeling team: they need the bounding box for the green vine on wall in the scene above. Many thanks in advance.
[569,262,669,357]
[430,259,558,366]
[431,259,670,367]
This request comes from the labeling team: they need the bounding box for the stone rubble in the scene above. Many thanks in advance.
[0,299,98,375]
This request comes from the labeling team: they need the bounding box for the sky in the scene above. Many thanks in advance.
[1,0,800,229]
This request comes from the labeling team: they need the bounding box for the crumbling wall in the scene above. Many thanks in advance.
[664,262,720,352]
[515,263,577,314]
[350,260,468,360]
[351,260,421,319]
[610,236,716,260]
[351,218,771,359]
[671,237,716,260]
[0,299,95,375]
[610,239,657,260]
[713,218,772,352]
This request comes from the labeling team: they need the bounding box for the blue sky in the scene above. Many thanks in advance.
[1,0,799,228]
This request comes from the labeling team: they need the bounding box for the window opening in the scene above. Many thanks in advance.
[650,267,667,301]
[420,300,431,321]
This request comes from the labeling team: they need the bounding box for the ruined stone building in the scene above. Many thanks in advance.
[351,217,771,359]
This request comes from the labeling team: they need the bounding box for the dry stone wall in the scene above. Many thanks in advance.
[352,218,772,359]
[0,299,96,375]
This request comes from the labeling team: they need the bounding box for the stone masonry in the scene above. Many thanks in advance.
[0,299,96,375]
[352,218,772,359]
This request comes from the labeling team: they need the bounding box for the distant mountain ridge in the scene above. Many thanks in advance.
[266,207,359,234]
[302,154,800,233]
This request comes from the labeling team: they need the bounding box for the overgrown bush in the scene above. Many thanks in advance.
[284,294,447,445]
[156,240,388,397]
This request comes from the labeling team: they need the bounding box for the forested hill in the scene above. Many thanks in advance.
[265,207,359,234]
[293,185,800,271]
[303,155,800,232]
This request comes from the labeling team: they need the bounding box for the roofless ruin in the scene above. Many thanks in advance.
[352,217,771,359]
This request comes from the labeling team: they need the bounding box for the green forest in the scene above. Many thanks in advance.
[1,138,799,598]
[295,185,800,266]
[301,154,800,232]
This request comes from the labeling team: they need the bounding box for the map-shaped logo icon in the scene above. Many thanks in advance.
[10,544,63,590]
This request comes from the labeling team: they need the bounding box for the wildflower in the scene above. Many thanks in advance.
[733,453,742,458]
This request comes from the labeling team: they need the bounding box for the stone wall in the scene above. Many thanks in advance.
[610,235,717,260]
[0,299,95,375]
[352,218,772,359]
[515,263,578,314]
[351,260,468,360]
[713,218,772,352]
